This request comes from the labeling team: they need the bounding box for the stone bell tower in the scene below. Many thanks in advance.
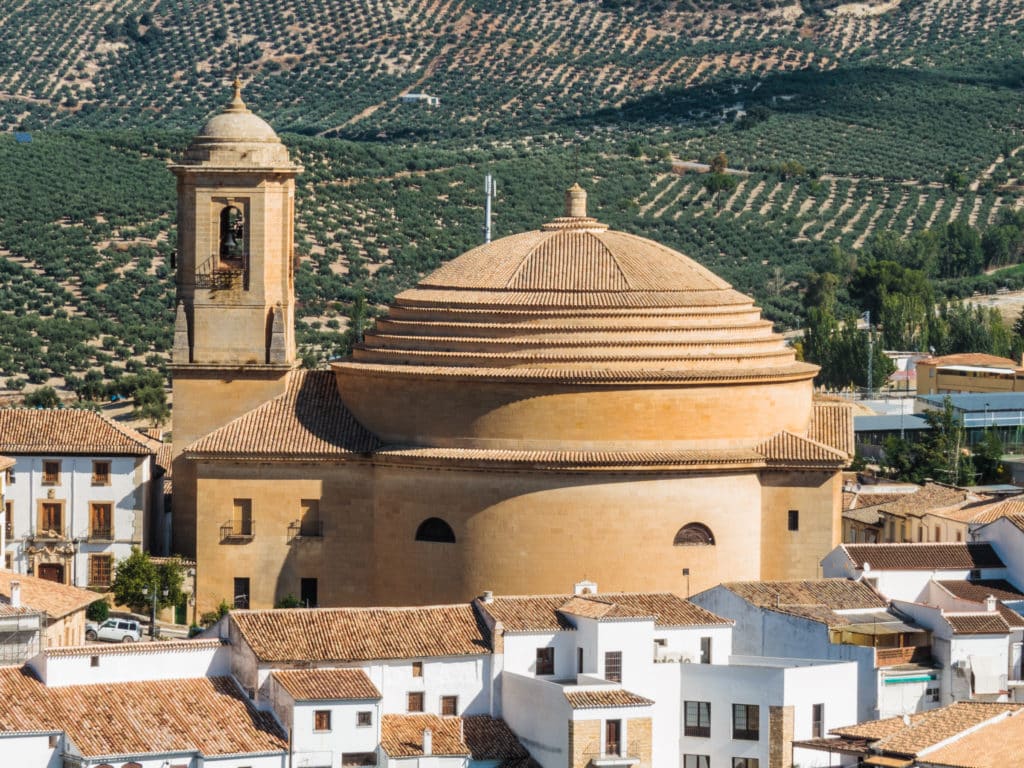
[169,79,300,556]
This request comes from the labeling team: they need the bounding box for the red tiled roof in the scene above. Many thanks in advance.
[0,571,97,620]
[381,714,467,758]
[945,613,1010,635]
[723,579,887,625]
[921,353,1023,370]
[757,431,848,467]
[271,668,381,701]
[0,409,155,456]
[185,370,380,459]
[45,639,222,658]
[231,604,490,663]
[935,580,1024,628]
[462,716,540,768]
[564,689,654,709]
[0,667,286,758]
[840,543,1004,571]
[808,402,854,458]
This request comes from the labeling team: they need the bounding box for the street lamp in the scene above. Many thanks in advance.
[142,584,168,640]
[682,568,691,598]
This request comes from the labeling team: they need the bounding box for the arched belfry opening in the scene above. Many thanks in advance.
[415,517,456,543]
[219,205,246,264]
[673,523,715,546]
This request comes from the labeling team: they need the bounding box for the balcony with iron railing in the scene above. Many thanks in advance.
[88,527,113,542]
[194,256,248,291]
[584,740,640,766]
[220,520,255,543]
[287,519,324,542]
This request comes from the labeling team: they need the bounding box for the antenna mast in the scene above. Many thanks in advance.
[483,174,496,244]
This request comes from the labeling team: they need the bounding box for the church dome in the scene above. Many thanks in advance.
[333,185,817,451]
[177,79,294,169]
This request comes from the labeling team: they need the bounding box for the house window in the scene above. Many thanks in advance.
[674,522,715,545]
[90,503,112,540]
[926,685,940,702]
[314,710,331,732]
[4,467,13,485]
[956,530,963,542]
[535,647,555,675]
[578,647,584,674]
[441,695,458,716]
[733,703,760,740]
[233,577,250,609]
[415,517,456,543]
[91,461,111,486]
[733,759,760,768]
[812,703,824,739]
[89,555,112,588]
[300,498,321,536]
[4,553,11,570]
[342,754,378,767]
[39,502,63,534]
[788,510,799,531]
[407,692,424,712]
[685,701,712,737]
[701,636,712,664]
[684,756,710,768]
[5,502,13,538]
[604,651,622,682]
[412,661,423,677]
[605,719,621,757]
[90,655,100,667]
[934,525,941,542]
[233,498,253,536]
[357,711,373,727]
[42,461,60,485]
[917,526,924,542]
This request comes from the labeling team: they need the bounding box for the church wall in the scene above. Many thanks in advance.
[758,470,842,581]
[369,464,765,605]
[193,460,374,613]
[337,369,814,451]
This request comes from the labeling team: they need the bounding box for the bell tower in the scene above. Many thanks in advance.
[169,79,301,556]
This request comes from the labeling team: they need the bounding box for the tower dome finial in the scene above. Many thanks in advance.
[228,76,246,112]
[565,183,587,218]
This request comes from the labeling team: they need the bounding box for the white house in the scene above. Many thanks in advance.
[679,655,858,768]
[1,453,12,559]
[0,409,156,589]
[690,579,936,722]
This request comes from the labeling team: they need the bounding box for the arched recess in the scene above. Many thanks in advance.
[415,517,456,543]
[673,523,715,546]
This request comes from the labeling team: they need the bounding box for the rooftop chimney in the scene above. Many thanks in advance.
[423,728,433,756]
[10,581,21,609]
[986,595,998,613]
[481,590,494,604]
[565,183,587,218]
[574,579,597,596]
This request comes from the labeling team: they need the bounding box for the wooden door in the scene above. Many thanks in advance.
[37,563,64,583]
[605,719,621,757]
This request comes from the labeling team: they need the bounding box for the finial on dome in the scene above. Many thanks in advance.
[565,183,587,218]
[227,76,247,112]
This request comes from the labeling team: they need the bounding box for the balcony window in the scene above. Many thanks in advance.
[4,502,12,539]
[812,703,824,739]
[39,502,63,535]
[89,555,112,588]
[90,503,113,540]
[91,461,111,486]
[605,719,621,757]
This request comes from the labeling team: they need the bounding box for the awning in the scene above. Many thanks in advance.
[864,756,914,767]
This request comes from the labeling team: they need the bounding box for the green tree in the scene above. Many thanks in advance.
[973,429,1005,484]
[916,397,973,485]
[110,549,184,614]
[23,386,60,408]
[133,384,170,426]
[702,172,736,212]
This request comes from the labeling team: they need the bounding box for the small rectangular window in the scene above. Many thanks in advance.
[685,701,712,737]
[5,501,13,539]
[342,754,377,767]
[90,503,113,540]
[812,703,824,739]
[90,655,100,667]
[604,651,622,682]
[934,525,941,542]
[440,695,458,716]
[788,509,799,531]
[4,553,11,570]
[412,661,423,677]
[701,636,712,664]
[407,692,424,712]
[577,647,584,674]
[684,755,710,768]
[233,577,250,609]
[91,461,111,486]
[42,461,60,486]
[233,499,253,536]
[733,703,760,740]
[300,577,318,608]
[314,710,331,732]
[299,499,321,537]
[733,759,760,768]
[535,647,554,676]
[357,711,372,727]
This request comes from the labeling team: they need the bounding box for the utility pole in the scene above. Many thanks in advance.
[483,174,496,244]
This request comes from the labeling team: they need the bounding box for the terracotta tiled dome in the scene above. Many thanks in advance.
[345,185,814,380]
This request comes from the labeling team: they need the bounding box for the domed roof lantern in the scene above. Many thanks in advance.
[565,183,587,218]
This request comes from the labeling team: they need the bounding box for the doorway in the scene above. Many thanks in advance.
[37,563,64,583]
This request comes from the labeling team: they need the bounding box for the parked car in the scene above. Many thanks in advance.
[85,618,142,643]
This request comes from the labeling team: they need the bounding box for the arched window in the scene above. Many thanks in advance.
[122,763,142,768]
[673,523,715,546]
[219,205,246,262]
[415,517,456,543]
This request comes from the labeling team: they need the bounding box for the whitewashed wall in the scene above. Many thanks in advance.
[500,672,571,768]
[30,641,229,686]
